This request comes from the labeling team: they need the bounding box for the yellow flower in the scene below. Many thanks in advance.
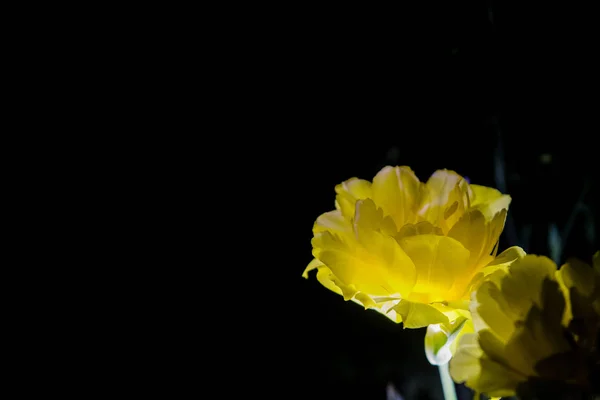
[303,166,522,352]
[450,253,600,399]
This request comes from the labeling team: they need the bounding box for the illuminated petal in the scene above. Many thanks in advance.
[431,302,471,322]
[448,209,487,266]
[315,266,345,297]
[353,292,376,309]
[480,246,526,278]
[313,210,351,235]
[399,234,470,302]
[302,258,324,279]
[467,246,526,295]
[371,166,422,229]
[470,184,512,220]
[485,209,508,257]
[397,221,443,239]
[312,231,389,296]
[334,178,372,218]
[419,169,471,232]
[353,198,385,232]
[390,299,448,328]
[353,200,417,297]
[352,198,398,236]
[313,210,417,298]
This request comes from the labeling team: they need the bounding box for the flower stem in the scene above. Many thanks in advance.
[438,362,457,400]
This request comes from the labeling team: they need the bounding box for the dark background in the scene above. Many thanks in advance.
[240,2,598,399]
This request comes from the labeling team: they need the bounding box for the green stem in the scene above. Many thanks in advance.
[438,362,458,400]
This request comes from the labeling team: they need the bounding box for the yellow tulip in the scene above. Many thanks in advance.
[303,166,523,362]
[450,253,600,399]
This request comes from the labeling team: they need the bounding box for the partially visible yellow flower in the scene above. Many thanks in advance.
[303,166,523,358]
[450,253,600,399]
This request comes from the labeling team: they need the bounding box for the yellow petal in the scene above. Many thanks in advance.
[470,184,512,220]
[399,234,470,302]
[504,279,570,377]
[312,231,386,295]
[371,166,422,229]
[397,221,443,239]
[353,292,376,309]
[557,257,596,297]
[500,255,557,315]
[302,258,324,279]
[353,199,398,236]
[353,198,385,232]
[480,246,526,278]
[334,177,372,218]
[353,200,417,297]
[390,299,448,328]
[419,169,471,232]
[450,333,483,387]
[557,256,600,343]
[593,251,599,273]
[430,301,471,322]
[447,209,487,266]
[451,333,524,398]
[315,266,345,297]
[370,298,403,323]
[472,281,517,343]
[313,218,417,297]
[313,210,351,236]
[351,198,398,236]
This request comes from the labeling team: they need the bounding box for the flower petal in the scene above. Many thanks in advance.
[397,221,443,239]
[556,257,600,343]
[557,257,596,298]
[312,231,388,296]
[504,279,570,377]
[500,255,557,315]
[390,299,448,328]
[313,211,417,298]
[334,177,372,218]
[472,281,518,343]
[353,200,417,297]
[313,210,351,236]
[470,184,512,220]
[318,267,359,300]
[419,169,471,232]
[450,333,484,388]
[448,209,487,266]
[399,234,470,303]
[371,166,422,229]
[353,292,376,309]
[480,246,526,279]
[303,258,324,279]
